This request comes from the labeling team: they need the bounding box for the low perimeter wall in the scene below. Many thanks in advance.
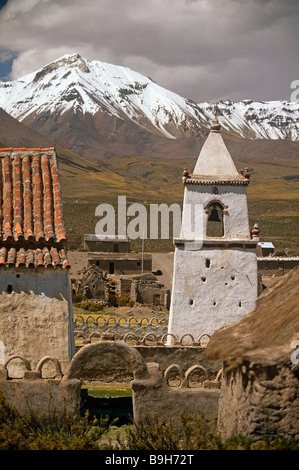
[0,341,220,424]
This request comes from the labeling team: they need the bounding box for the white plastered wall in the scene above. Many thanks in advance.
[168,246,258,340]
[181,184,251,240]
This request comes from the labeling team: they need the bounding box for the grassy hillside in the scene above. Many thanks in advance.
[64,198,299,255]
[59,153,299,202]
[1,107,299,202]
[1,106,298,253]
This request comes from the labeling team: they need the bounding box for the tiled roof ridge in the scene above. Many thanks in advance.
[0,148,67,244]
[0,147,69,269]
[0,245,70,269]
[0,147,55,152]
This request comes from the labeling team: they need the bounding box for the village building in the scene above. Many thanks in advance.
[0,147,75,376]
[86,234,152,275]
[119,274,170,308]
[256,241,275,257]
[87,251,152,275]
[168,118,258,340]
[84,234,130,253]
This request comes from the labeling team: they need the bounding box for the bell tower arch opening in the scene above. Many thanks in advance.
[206,201,224,237]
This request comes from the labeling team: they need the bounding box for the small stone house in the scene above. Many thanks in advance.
[87,251,152,275]
[206,266,299,442]
[120,274,170,308]
[84,235,130,253]
[0,148,75,376]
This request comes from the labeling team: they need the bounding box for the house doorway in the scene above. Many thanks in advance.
[109,262,115,274]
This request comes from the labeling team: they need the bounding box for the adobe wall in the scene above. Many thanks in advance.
[218,361,299,442]
[78,344,222,382]
[84,239,129,253]
[132,362,220,425]
[0,267,75,376]
[88,256,152,275]
[0,341,220,424]
[0,371,81,418]
[257,258,299,276]
[73,319,220,382]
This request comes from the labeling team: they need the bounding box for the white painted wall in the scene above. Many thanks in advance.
[182,184,251,240]
[168,246,258,340]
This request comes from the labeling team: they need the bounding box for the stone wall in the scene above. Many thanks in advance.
[87,253,152,275]
[218,361,299,442]
[257,258,299,277]
[76,264,108,299]
[0,341,220,424]
[77,343,222,382]
[73,317,219,382]
[131,279,170,308]
[84,236,130,253]
[119,276,170,308]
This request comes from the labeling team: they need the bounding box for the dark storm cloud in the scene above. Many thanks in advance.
[0,0,298,101]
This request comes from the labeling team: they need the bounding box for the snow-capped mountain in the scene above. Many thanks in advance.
[0,53,207,140]
[0,53,298,160]
[200,100,299,141]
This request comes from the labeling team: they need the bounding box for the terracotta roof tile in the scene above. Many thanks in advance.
[0,246,70,269]
[0,148,69,269]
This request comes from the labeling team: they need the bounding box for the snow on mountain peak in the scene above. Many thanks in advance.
[0,54,299,141]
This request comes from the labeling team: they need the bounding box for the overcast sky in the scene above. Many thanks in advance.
[0,0,298,103]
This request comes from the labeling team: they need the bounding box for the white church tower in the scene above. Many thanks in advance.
[168,117,258,340]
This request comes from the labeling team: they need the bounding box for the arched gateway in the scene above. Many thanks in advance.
[63,340,149,382]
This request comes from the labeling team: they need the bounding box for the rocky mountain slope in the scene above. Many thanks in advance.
[0,53,298,163]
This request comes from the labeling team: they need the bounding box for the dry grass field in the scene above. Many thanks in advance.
[64,197,299,256]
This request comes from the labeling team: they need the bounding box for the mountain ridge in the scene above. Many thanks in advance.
[0,53,298,164]
[0,54,299,202]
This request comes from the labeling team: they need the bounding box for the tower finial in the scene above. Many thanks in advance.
[211,116,221,133]
[211,103,221,132]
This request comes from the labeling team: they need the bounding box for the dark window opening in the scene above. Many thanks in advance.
[206,202,224,237]
[201,277,206,282]
[109,262,115,274]
[189,299,193,305]
[205,259,210,268]
[7,284,13,294]
[239,301,242,307]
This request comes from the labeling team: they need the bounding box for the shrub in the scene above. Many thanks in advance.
[73,301,103,312]
[117,410,299,451]
[72,292,85,303]
[0,393,111,450]
[118,295,135,307]
[107,292,118,307]
[118,410,220,450]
